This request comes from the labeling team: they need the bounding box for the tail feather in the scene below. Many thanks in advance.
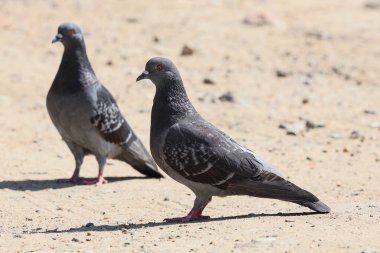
[116,137,163,178]
[227,172,329,213]
[296,200,331,213]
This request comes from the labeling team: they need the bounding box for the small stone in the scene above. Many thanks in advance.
[203,78,215,85]
[363,109,376,114]
[329,132,343,139]
[85,222,94,228]
[369,122,380,128]
[180,45,194,56]
[242,12,275,26]
[86,238,91,241]
[349,131,360,139]
[302,98,309,104]
[279,122,306,135]
[275,69,291,78]
[219,92,235,103]
[343,147,349,153]
[153,36,160,43]
[305,30,333,40]
[106,60,113,66]
[72,238,79,242]
[302,118,325,129]
[364,1,380,9]
[163,197,170,201]
[126,17,139,23]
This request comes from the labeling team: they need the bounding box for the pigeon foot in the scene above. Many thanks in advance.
[57,176,85,184]
[82,176,108,185]
[164,209,210,223]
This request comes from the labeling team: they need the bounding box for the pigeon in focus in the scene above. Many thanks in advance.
[47,23,163,185]
[136,57,330,222]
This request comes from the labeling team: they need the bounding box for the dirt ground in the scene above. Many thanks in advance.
[0,0,379,252]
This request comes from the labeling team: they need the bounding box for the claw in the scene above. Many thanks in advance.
[164,209,210,223]
[81,176,108,185]
[164,215,210,223]
[57,176,84,184]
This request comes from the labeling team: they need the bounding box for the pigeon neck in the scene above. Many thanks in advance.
[152,80,197,127]
[54,40,97,92]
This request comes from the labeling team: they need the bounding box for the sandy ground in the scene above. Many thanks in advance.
[0,0,379,252]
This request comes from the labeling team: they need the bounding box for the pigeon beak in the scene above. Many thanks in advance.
[52,34,63,43]
[136,70,149,82]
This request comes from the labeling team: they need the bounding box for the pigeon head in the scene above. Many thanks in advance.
[52,23,84,46]
[136,57,182,86]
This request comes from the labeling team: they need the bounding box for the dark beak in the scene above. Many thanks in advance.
[136,70,149,82]
[52,34,63,43]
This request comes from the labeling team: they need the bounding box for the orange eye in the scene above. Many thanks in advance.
[67,29,76,36]
[155,64,163,71]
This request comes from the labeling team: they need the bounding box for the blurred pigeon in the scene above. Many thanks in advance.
[137,57,330,222]
[47,23,163,185]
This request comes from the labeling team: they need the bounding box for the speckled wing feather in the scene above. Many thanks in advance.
[162,120,318,203]
[162,120,265,188]
[90,86,134,145]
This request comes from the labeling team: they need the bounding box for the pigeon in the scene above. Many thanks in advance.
[136,57,330,222]
[46,23,163,185]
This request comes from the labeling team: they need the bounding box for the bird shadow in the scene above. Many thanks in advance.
[39,211,319,234]
[0,176,151,191]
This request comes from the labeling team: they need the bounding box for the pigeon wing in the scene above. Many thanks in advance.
[162,120,266,189]
[90,86,134,145]
[162,120,318,203]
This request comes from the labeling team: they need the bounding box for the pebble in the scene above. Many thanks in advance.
[180,45,194,56]
[219,92,235,103]
[279,122,305,135]
[329,132,343,139]
[364,1,380,9]
[349,131,361,139]
[363,109,376,114]
[305,30,333,40]
[369,122,380,128]
[85,223,94,228]
[275,69,292,78]
[301,118,325,129]
[203,78,215,85]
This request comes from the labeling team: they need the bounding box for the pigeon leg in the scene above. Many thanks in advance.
[57,148,84,184]
[82,156,108,185]
[164,196,212,222]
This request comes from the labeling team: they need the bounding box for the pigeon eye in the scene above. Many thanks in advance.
[155,64,163,71]
[67,29,76,36]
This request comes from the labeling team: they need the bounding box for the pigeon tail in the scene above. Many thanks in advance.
[227,174,330,213]
[296,200,331,213]
[116,138,163,178]
[127,156,163,178]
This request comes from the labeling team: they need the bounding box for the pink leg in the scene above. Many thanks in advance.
[81,157,108,185]
[81,169,108,185]
[164,208,210,223]
[164,196,212,223]
[57,171,84,184]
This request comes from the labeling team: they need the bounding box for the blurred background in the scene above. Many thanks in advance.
[0,0,379,252]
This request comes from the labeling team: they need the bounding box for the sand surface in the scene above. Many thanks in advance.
[0,0,379,252]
